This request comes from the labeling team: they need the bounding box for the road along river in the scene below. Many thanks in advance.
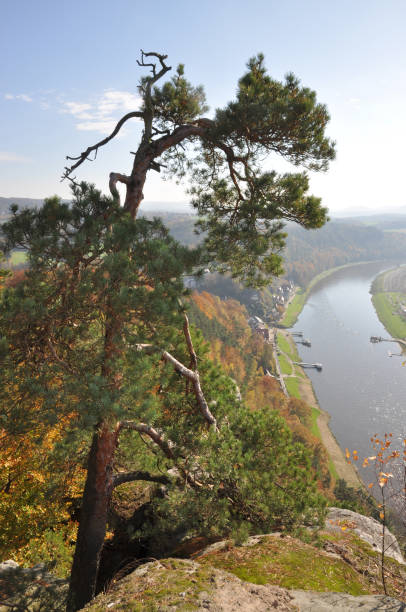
[291,262,406,488]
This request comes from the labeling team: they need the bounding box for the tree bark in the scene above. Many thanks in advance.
[123,170,148,218]
[66,423,118,612]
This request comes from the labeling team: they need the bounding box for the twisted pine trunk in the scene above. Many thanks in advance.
[66,424,118,612]
[67,313,123,612]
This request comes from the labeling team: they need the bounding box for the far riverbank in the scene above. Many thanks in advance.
[369,265,406,345]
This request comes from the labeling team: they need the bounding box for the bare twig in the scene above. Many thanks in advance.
[47,339,75,374]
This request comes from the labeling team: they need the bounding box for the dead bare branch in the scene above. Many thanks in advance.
[161,350,217,431]
[62,111,144,181]
[118,421,175,460]
[183,313,198,370]
[109,172,130,202]
[134,333,217,431]
[137,50,170,78]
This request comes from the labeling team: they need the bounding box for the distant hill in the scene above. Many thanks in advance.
[142,213,406,289]
[0,197,191,217]
[3,198,406,288]
[283,221,406,286]
[0,197,46,217]
[139,201,192,214]
[332,213,406,231]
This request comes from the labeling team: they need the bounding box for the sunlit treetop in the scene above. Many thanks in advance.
[63,51,335,286]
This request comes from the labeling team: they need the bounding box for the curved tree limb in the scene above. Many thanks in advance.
[62,111,144,181]
[117,421,203,489]
[109,172,130,203]
[112,470,171,488]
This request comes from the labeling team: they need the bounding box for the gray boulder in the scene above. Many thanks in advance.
[0,559,20,575]
[326,507,404,564]
[290,590,406,610]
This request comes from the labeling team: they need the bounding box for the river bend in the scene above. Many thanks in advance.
[292,262,406,486]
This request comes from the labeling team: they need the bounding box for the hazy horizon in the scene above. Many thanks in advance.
[2,1,406,217]
[1,194,406,220]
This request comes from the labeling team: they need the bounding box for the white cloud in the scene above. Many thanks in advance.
[0,152,31,162]
[62,101,92,117]
[3,88,142,135]
[97,90,141,116]
[61,89,142,134]
[4,93,32,102]
[76,120,118,133]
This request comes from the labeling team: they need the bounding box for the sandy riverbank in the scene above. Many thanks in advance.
[277,329,360,488]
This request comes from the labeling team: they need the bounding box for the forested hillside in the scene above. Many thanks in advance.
[370,265,406,340]
[140,212,406,288]
[188,291,332,490]
[284,221,406,286]
[139,214,406,287]
[0,197,46,215]
[4,202,406,291]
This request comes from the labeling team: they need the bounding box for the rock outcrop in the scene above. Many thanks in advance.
[290,590,406,610]
[81,558,406,611]
[81,558,296,610]
[326,507,404,564]
[0,560,67,611]
[3,508,405,611]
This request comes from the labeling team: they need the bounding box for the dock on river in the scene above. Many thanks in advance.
[296,338,311,347]
[293,362,323,371]
[370,335,406,348]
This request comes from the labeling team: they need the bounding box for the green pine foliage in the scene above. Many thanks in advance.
[152,402,326,540]
[187,54,334,287]
[1,51,339,609]
[0,183,199,437]
[149,63,209,128]
[0,184,326,569]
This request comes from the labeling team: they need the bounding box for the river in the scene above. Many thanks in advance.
[291,261,406,487]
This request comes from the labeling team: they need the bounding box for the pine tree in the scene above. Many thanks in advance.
[63,51,335,286]
[0,185,204,610]
[1,51,335,611]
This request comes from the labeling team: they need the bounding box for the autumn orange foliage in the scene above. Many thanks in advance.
[190,291,332,491]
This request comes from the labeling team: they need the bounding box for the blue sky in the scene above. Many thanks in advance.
[1,0,406,215]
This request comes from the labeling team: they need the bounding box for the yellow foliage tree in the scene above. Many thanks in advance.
[0,415,85,573]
